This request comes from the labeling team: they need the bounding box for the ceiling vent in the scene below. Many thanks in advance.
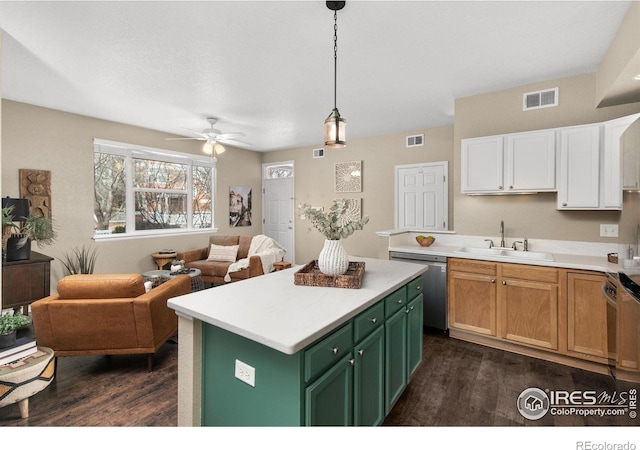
[406,134,424,148]
[523,88,558,111]
[313,148,325,158]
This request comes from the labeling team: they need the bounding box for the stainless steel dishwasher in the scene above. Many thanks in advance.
[390,251,448,332]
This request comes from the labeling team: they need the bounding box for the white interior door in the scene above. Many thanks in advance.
[262,163,294,263]
[396,162,448,230]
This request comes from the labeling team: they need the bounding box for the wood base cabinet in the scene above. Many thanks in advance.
[498,264,560,351]
[566,272,609,363]
[448,259,497,336]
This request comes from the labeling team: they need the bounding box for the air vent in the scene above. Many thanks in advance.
[313,148,325,158]
[406,134,424,148]
[523,88,558,111]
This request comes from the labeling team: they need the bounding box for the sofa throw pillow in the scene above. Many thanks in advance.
[207,244,240,262]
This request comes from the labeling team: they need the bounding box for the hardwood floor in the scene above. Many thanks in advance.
[1,328,637,427]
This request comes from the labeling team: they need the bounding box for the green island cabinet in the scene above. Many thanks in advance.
[201,276,424,426]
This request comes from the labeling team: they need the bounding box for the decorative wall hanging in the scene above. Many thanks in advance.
[19,169,51,218]
[334,160,361,193]
[229,186,252,227]
[334,198,361,226]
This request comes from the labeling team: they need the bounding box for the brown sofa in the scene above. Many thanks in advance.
[177,235,266,285]
[31,273,191,371]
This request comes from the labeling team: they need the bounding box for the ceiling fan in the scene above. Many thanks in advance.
[166,117,250,154]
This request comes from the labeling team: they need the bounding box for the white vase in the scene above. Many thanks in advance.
[318,239,349,275]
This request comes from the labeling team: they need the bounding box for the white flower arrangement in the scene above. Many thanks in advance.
[299,199,369,240]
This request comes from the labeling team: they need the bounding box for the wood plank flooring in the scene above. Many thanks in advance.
[1,327,637,427]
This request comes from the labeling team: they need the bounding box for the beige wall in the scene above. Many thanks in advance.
[1,100,262,299]
[261,126,454,264]
[453,72,640,246]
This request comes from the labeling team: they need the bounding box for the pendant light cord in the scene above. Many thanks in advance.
[333,9,338,110]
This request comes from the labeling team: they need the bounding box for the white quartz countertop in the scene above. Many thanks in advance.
[389,244,621,273]
[167,257,427,355]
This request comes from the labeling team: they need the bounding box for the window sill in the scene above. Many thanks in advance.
[93,228,219,242]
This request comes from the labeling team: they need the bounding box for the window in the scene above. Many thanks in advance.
[93,139,216,239]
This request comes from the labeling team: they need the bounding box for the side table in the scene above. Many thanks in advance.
[273,261,292,271]
[0,346,55,419]
[151,252,177,270]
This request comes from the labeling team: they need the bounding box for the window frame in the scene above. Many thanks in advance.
[93,138,217,241]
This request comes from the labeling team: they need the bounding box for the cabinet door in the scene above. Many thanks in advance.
[566,272,608,361]
[617,291,640,373]
[407,294,423,378]
[461,136,504,193]
[622,117,640,190]
[499,278,559,351]
[505,130,556,192]
[305,354,353,426]
[353,327,385,426]
[448,270,497,336]
[385,307,408,415]
[558,125,600,209]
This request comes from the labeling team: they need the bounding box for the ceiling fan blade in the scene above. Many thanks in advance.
[165,137,205,141]
[217,132,246,139]
[219,138,251,147]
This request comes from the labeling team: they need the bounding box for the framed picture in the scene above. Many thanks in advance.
[335,160,362,193]
[229,186,252,227]
[334,198,361,226]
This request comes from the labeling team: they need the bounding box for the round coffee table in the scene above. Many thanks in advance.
[0,346,55,418]
[162,268,204,292]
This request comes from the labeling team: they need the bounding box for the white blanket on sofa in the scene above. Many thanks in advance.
[224,235,286,282]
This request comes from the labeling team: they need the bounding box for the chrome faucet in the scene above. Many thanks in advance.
[500,220,505,248]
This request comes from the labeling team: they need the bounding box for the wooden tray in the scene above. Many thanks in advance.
[294,260,365,289]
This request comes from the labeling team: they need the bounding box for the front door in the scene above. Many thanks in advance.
[262,162,294,263]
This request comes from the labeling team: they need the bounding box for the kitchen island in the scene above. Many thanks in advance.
[167,257,427,426]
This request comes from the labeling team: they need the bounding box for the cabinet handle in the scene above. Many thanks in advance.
[349,358,355,366]
[358,349,364,356]
[509,185,513,190]
[491,279,496,283]
[498,185,503,190]
[562,202,567,207]
[332,347,339,355]
[415,285,421,291]
[502,281,507,285]
[370,318,377,324]
[397,299,403,304]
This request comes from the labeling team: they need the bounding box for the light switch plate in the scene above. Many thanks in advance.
[234,359,255,387]
[600,224,618,237]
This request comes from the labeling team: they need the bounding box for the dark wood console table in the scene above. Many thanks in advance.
[2,252,53,313]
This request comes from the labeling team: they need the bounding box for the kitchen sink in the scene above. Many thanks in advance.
[454,247,554,262]
[454,247,504,256]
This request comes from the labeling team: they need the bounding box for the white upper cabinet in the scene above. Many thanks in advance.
[557,113,640,210]
[557,124,601,209]
[621,116,640,190]
[505,130,556,192]
[461,130,555,194]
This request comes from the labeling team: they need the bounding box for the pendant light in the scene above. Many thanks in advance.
[324,1,346,148]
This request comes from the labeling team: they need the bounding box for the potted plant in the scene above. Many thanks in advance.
[0,312,30,348]
[299,199,369,275]
[5,210,56,261]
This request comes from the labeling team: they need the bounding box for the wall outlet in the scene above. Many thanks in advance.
[234,359,255,387]
[600,224,619,237]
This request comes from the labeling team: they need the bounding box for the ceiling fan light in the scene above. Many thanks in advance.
[202,141,214,155]
[324,108,346,148]
[214,143,226,155]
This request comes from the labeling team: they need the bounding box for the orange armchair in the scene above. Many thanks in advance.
[31,273,191,371]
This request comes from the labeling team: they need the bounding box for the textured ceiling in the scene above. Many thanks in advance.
[0,1,633,151]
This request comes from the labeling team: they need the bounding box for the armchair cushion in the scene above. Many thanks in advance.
[57,273,145,299]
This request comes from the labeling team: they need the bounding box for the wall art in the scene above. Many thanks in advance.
[229,186,252,227]
[334,160,362,193]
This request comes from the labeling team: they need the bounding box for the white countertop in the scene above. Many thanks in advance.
[388,243,621,273]
[167,257,427,355]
